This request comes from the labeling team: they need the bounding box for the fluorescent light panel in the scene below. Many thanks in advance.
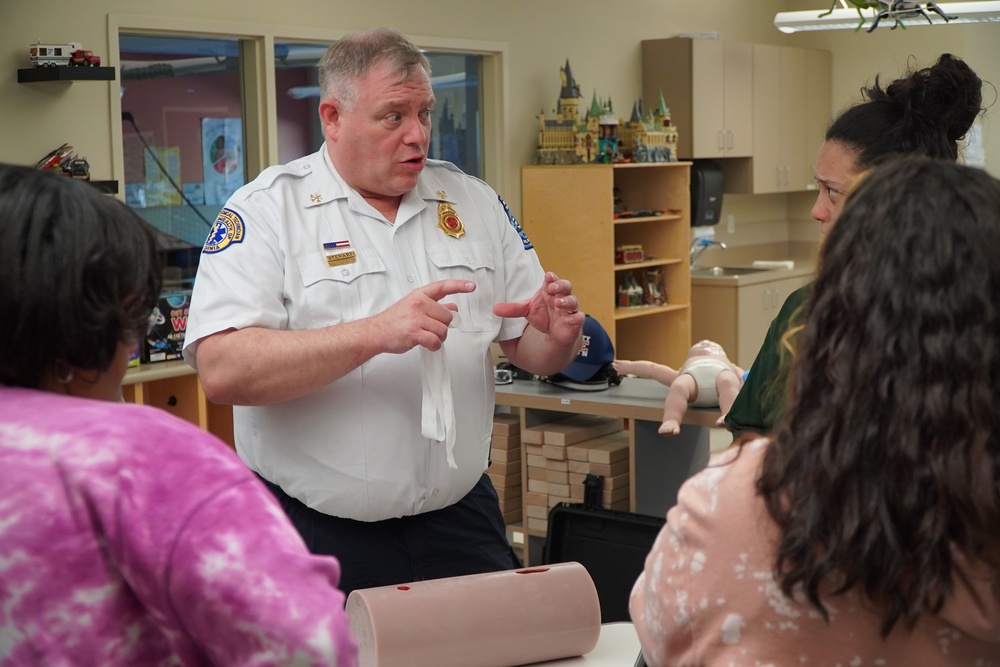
[774,1,1000,33]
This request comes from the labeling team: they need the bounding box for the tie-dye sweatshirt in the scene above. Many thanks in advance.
[630,438,1000,666]
[0,386,357,666]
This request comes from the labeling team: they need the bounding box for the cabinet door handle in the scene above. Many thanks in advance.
[718,130,725,152]
[726,130,734,150]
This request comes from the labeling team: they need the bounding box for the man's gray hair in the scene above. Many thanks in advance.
[317,28,432,111]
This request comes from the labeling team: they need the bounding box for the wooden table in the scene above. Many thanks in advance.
[494,377,720,563]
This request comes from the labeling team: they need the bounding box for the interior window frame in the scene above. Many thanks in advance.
[107,17,509,199]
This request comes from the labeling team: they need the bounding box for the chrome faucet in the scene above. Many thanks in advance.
[689,237,727,269]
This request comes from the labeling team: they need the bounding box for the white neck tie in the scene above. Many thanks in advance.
[420,345,457,469]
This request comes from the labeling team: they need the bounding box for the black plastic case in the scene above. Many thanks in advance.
[542,501,665,623]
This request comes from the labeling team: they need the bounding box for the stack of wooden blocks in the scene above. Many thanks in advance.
[522,415,630,537]
[489,413,522,525]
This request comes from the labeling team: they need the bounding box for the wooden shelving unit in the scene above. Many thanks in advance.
[521,162,692,368]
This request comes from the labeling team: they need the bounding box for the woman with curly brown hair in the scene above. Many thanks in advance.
[630,157,1000,665]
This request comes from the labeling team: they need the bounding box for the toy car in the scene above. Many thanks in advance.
[69,49,101,67]
[64,157,90,180]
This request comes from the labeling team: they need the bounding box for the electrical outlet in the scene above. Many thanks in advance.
[727,214,735,234]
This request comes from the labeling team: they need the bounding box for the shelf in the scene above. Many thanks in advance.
[614,303,688,321]
[613,212,683,225]
[18,66,116,83]
[89,180,118,194]
[614,257,683,272]
[612,161,693,170]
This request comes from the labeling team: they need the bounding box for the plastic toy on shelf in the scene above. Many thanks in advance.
[29,42,101,68]
[34,144,91,181]
[534,60,679,165]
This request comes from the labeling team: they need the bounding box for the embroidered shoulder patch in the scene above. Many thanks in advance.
[498,195,532,250]
[203,208,246,254]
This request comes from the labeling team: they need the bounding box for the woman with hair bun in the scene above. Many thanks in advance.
[725,53,986,438]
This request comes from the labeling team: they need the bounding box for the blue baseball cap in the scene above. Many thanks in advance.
[558,314,615,382]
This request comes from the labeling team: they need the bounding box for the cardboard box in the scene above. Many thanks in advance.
[143,289,192,363]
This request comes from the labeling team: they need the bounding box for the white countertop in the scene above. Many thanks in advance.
[528,622,642,666]
[690,241,818,287]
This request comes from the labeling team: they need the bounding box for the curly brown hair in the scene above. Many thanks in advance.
[758,157,1000,636]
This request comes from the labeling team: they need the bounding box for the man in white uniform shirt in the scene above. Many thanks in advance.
[183,27,583,595]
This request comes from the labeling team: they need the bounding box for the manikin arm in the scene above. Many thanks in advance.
[612,359,680,386]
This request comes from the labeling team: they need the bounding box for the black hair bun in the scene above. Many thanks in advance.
[884,53,983,142]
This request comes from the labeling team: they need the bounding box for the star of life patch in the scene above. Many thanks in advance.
[499,195,532,250]
[203,208,246,254]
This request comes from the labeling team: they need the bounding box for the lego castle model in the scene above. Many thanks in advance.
[535,60,679,165]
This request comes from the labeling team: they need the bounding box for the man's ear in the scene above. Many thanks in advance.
[318,99,341,141]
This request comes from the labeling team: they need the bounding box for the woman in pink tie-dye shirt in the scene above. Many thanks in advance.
[631,158,1000,665]
[0,165,357,666]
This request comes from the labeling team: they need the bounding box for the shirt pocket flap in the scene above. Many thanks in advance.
[298,248,385,287]
[426,241,495,273]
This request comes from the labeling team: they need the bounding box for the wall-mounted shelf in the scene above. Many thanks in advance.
[18,67,116,83]
[89,180,119,194]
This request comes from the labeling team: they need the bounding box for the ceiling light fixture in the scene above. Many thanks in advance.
[774,1,1000,33]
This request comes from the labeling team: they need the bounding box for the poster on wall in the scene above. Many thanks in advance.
[201,117,244,206]
[144,146,182,207]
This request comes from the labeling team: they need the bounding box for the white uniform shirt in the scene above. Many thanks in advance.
[183,148,543,521]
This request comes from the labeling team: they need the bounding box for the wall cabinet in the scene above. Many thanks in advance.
[643,37,831,195]
[751,45,832,193]
[642,38,753,159]
[122,361,235,448]
[752,44,806,193]
[692,274,811,369]
[803,48,833,190]
[521,163,692,368]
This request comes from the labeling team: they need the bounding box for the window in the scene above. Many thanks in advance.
[272,42,484,177]
[119,33,247,277]
[111,21,503,281]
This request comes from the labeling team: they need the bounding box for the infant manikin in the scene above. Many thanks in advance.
[613,340,744,435]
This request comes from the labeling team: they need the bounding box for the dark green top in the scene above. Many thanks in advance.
[723,283,813,438]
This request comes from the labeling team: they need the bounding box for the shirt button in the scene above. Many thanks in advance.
[466,256,473,263]
[342,269,350,276]
[431,488,440,496]
[407,275,415,283]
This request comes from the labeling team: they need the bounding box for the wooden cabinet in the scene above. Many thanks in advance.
[643,37,831,195]
[521,163,692,368]
[751,44,832,193]
[642,38,753,159]
[752,44,805,192]
[122,361,235,447]
[692,274,811,369]
[803,48,833,190]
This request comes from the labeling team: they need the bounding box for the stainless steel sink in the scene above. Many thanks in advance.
[691,266,771,277]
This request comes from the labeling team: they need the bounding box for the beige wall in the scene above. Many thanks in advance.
[2,0,997,247]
